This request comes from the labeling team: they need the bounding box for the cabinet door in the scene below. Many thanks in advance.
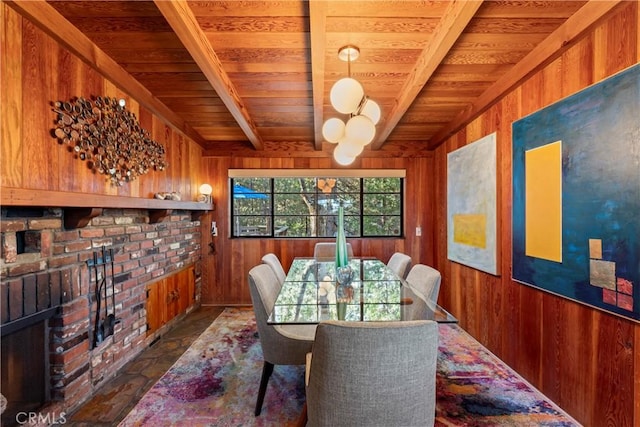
[177,266,195,314]
[165,275,179,321]
[188,266,195,306]
[146,280,164,333]
[146,268,196,336]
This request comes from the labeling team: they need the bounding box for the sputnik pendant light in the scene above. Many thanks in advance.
[323,45,380,166]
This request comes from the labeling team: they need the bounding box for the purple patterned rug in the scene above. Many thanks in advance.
[119,308,580,426]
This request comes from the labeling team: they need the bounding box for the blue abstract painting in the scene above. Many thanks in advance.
[512,63,640,322]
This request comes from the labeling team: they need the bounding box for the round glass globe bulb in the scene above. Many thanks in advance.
[333,143,356,166]
[338,137,364,157]
[322,118,346,143]
[199,183,213,195]
[345,115,375,146]
[361,98,381,125]
[330,77,364,114]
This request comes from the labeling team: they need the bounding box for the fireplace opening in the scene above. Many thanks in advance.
[15,230,41,255]
[3,207,46,218]
[1,320,48,427]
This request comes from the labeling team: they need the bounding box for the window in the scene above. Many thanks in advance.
[230,170,404,238]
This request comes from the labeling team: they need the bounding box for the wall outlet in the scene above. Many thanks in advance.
[416,226,422,236]
[211,221,218,237]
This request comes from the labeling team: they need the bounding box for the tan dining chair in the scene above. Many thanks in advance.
[248,264,316,416]
[313,242,354,259]
[305,320,438,427]
[405,263,442,304]
[261,252,286,286]
[387,252,412,280]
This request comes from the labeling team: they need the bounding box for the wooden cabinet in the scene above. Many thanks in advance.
[146,266,195,334]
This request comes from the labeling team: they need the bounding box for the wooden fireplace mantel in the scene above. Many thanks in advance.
[1,187,213,229]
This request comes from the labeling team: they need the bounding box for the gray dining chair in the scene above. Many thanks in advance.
[248,264,316,416]
[405,263,442,303]
[387,252,412,279]
[305,320,438,427]
[313,242,354,259]
[261,252,286,286]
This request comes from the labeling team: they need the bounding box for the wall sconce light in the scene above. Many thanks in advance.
[198,183,213,204]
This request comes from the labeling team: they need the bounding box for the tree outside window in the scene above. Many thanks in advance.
[231,176,403,238]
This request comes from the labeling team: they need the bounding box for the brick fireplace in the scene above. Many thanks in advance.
[0,206,201,425]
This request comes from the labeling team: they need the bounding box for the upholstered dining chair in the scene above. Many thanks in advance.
[386,252,412,280]
[313,242,354,259]
[248,264,316,416]
[405,263,442,304]
[305,320,439,427]
[261,252,287,286]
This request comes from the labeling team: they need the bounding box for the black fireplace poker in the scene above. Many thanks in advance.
[87,246,120,349]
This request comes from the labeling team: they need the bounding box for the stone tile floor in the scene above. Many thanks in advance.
[63,306,224,427]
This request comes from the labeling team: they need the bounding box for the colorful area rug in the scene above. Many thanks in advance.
[119,308,580,426]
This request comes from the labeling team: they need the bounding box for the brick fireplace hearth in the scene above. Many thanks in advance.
[0,206,201,425]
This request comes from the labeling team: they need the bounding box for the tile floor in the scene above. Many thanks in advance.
[64,306,225,427]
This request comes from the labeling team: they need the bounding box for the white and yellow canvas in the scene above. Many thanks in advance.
[447,132,498,275]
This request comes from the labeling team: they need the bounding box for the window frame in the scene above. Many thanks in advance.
[229,169,405,239]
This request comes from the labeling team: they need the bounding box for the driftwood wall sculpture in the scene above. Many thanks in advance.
[52,96,168,186]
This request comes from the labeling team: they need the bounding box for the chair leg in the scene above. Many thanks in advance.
[255,361,274,416]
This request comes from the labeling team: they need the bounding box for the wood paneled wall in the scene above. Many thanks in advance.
[432,3,639,426]
[3,1,639,426]
[199,155,435,306]
[0,4,206,199]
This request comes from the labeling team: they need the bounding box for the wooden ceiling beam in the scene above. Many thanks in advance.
[154,0,264,150]
[371,0,484,150]
[3,0,207,147]
[309,0,328,151]
[428,0,624,149]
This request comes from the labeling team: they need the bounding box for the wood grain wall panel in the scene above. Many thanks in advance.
[593,315,635,426]
[58,48,94,194]
[171,131,182,194]
[433,3,639,426]
[1,5,23,189]
[637,0,640,397]
[122,95,142,198]
[100,79,121,196]
[593,2,637,79]
[561,34,594,96]
[1,12,205,201]
[136,107,155,199]
[199,155,434,306]
[22,19,58,190]
[56,46,79,193]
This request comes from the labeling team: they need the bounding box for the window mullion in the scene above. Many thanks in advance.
[270,178,274,237]
[359,177,364,237]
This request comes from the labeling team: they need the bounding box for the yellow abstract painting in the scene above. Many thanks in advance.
[453,214,486,248]
[525,141,562,262]
[447,132,498,275]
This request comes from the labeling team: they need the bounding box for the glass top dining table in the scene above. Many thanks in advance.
[267,257,458,325]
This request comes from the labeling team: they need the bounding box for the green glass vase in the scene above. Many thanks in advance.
[335,206,349,268]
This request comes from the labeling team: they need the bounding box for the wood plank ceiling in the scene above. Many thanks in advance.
[42,0,594,155]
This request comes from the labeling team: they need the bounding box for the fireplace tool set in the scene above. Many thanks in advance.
[87,246,120,348]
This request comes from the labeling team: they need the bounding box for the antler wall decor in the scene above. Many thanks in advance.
[52,96,168,186]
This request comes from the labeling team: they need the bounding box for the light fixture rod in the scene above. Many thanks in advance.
[354,95,369,116]
[338,45,359,78]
